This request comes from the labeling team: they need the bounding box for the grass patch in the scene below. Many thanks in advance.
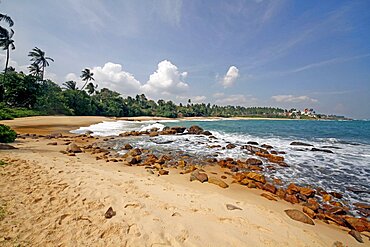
[0,104,44,120]
[0,160,7,166]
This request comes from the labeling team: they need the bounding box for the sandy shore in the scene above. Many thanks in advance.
[0,116,368,246]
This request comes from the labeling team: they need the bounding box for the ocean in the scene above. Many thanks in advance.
[72,119,370,213]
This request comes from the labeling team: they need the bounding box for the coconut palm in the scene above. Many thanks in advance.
[0,26,15,82]
[28,47,54,81]
[62,80,78,90]
[85,82,98,95]
[28,63,42,77]
[0,14,14,27]
[80,68,94,90]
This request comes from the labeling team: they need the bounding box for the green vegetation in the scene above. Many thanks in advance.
[0,159,7,166]
[0,124,17,143]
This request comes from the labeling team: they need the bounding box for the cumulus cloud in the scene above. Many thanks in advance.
[142,60,189,96]
[271,95,318,103]
[221,66,239,88]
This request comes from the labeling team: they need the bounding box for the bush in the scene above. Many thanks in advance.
[0,124,17,143]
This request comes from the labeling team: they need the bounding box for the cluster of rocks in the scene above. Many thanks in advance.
[119,125,213,138]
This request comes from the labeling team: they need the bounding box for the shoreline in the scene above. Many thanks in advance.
[0,116,368,246]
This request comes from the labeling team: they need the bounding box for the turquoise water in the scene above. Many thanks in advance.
[73,119,370,211]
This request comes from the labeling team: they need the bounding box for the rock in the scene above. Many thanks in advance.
[273,178,283,185]
[286,183,300,195]
[343,216,370,232]
[261,193,277,201]
[149,132,159,137]
[332,241,345,247]
[187,125,204,135]
[348,230,363,243]
[263,183,277,194]
[255,152,284,163]
[170,126,186,133]
[226,204,242,210]
[241,145,269,154]
[299,187,316,198]
[284,209,315,225]
[325,214,347,227]
[261,144,273,149]
[190,170,208,183]
[128,148,142,156]
[152,140,174,144]
[290,141,313,146]
[245,158,263,166]
[247,141,259,145]
[303,206,316,219]
[323,194,332,202]
[158,169,169,175]
[47,142,58,145]
[122,143,133,150]
[0,144,17,150]
[221,175,227,179]
[354,202,370,209]
[126,157,139,165]
[311,148,334,154]
[202,130,212,136]
[329,191,343,199]
[276,188,286,199]
[66,143,82,153]
[67,153,76,156]
[226,143,236,149]
[284,194,299,204]
[104,207,116,219]
[245,172,266,184]
[208,177,229,188]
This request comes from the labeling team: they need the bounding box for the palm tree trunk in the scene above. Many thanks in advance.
[3,48,9,83]
[41,65,44,81]
[81,79,89,90]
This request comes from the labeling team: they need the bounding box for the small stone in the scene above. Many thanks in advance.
[190,170,208,183]
[47,142,58,145]
[122,143,133,150]
[66,143,82,153]
[226,204,242,210]
[158,169,169,175]
[284,209,314,225]
[226,143,236,149]
[104,207,116,219]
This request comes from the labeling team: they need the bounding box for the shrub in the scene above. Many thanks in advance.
[0,124,17,143]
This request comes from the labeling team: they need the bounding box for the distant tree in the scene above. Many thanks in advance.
[0,27,15,79]
[85,82,97,95]
[62,80,78,90]
[28,63,42,78]
[80,68,94,90]
[28,47,54,80]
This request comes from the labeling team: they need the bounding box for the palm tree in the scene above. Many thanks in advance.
[0,26,15,82]
[28,63,42,77]
[28,47,54,81]
[85,82,98,95]
[62,80,78,90]
[80,68,94,90]
[0,14,14,27]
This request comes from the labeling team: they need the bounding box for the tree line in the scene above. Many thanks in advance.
[0,12,287,120]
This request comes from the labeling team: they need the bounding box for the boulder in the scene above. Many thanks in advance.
[241,145,269,154]
[261,144,273,149]
[286,183,301,195]
[122,143,133,150]
[261,193,277,201]
[290,142,313,146]
[284,194,299,204]
[190,170,208,183]
[202,130,212,136]
[325,214,346,227]
[329,191,343,199]
[128,148,142,156]
[263,183,277,194]
[245,172,266,184]
[343,216,370,232]
[256,152,284,163]
[311,148,334,154]
[322,194,332,202]
[276,188,286,199]
[226,143,236,149]
[187,125,204,134]
[299,187,316,198]
[170,126,186,133]
[303,206,316,219]
[245,158,263,166]
[126,156,139,165]
[247,141,259,145]
[149,131,159,137]
[349,230,364,243]
[284,209,314,225]
[208,176,229,188]
[66,143,82,153]
[47,142,58,145]
[158,169,169,175]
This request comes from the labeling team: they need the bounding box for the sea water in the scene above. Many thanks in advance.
[72,119,370,210]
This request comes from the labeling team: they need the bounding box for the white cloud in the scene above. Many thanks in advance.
[213,93,257,106]
[221,66,239,88]
[0,53,28,72]
[271,95,318,103]
[142,60,189,96]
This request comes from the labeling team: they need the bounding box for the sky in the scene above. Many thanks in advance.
[1,0,370,119]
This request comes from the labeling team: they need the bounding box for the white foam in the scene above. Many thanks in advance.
[139,123,166,132]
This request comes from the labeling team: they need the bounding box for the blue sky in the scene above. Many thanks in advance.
[1,0,370,118]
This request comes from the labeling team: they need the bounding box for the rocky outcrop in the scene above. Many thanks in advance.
[187,125,204,135]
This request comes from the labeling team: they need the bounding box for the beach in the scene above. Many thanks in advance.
[0,116,369,246]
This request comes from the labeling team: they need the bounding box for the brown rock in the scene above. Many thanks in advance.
[343,216,370,232]
[245,158,263,166]
[323,194,332,202]
[261,144,273,149]
[273,178,283,185]
[307,198,320,211]
[158,169,169,175]
[190,170,208,183]
[208,176,229,188]
[47,142,58,145]
[245,172,266,184]
[126,156,139,165]
[349,230,363,243]
[66,143,82,153]
[284,209,314,225]
[226,143,236,149]
[178,160,186,167]
[261,193,277,201]
[325,214,347,227]
[255,152,284,163]
[104,207,116,219]
[0,144,17,150]
[122,143,133,150]
[303,206,316,219]
[187,125,204,134]
[263,183,277,194]
[286,183,300,195]
[354,202,370,209]
[226,204,242,210]
[285,194,299,204]
[128,148,142,156]
[299,187,316,198]
[276,188,286,199]
[221,175,227,179]
[149,132,159,137]
[170,126,186,133]
[329,191,343,199]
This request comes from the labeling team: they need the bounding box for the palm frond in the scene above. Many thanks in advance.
[0,14,14,27]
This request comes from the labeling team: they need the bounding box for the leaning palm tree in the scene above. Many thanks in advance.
[0,13,14,27]
[85,82,98,95]
[80,68,94,90]
[28,47,54,81]
[28,63,42,78]
[62,80,78,90]
[0,26,15,82]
